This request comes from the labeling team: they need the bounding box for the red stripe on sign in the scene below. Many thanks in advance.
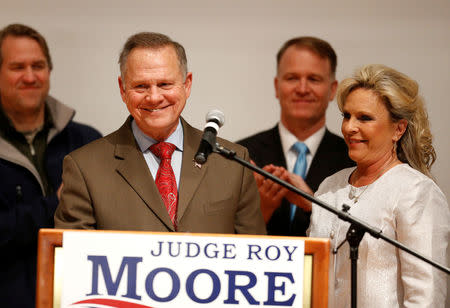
[72,298,153,308]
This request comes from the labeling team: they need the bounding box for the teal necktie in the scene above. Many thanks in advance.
[290,142,309,222]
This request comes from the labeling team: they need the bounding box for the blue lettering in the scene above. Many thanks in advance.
[223,244,236,259]
[150,241,163,257]
[168,241,182,257]
[145,267,180,302]
[204,243,219,258]
[86,255,142,300]
[284,246,297,261]
[186,269,220,303]
[247,244,262,260]
[224,270,259,305]
[186,242,200,258]
[264,272,296,306]
[265,245,281,261]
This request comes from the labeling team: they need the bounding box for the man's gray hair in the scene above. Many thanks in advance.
[118,32,188,78]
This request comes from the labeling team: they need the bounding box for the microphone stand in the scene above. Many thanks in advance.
[212,143,450,308]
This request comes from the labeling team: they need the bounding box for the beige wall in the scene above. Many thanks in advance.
[2,0,449,197]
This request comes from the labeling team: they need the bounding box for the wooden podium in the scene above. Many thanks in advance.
[36,229,330,308]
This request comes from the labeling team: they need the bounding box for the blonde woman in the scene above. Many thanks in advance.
[306,64,449,307]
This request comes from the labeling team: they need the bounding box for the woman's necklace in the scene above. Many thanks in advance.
[348,156,398,203]
[348,184,369,203]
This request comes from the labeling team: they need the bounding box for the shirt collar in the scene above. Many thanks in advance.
[0,99,54,138]
[278,122,326,158]
[131,119,184,153]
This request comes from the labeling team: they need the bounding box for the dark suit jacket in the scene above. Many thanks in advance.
[237,124,354,236]
[55,117,266,235]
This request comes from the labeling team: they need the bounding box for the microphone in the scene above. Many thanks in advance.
[194,110,225,164]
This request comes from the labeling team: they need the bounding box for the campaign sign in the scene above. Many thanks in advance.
[61,231,305,307]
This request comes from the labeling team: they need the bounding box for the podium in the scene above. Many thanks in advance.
[36,229,330,307]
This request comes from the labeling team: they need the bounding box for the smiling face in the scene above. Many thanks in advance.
[0,35,50,119]
[275,46,337,131]
[341,88,407,169]
[118,45,192,141]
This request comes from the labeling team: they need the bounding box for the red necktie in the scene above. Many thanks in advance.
[149,142,178,228]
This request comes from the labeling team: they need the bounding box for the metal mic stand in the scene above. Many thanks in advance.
[212,143,450,308]
[332,205,366,308]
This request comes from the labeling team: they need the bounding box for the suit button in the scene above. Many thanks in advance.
[330,230,335,239]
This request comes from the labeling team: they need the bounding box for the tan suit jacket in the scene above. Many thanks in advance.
[55,117,266,235]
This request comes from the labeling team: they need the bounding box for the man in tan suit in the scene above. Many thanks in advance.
[55,32,265,234]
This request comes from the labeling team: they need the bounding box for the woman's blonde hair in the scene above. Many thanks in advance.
[337,64,436,178]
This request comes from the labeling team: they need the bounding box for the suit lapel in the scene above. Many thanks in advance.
[114,118,174,230]
[245,125,286,168]
[177,119,207,221]
[307,129,335,191]
[269,126,288,168]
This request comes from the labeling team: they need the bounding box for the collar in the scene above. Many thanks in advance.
[0,100,54,138]
[131,119,184,153]
[278,121,325,159]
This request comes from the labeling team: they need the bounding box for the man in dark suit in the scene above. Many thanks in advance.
[55,32,265,235]
[238,37,354,236]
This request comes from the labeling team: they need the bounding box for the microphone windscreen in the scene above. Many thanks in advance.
[206,110,225,127]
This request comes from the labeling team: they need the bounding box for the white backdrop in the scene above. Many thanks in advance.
[2,0,449,199]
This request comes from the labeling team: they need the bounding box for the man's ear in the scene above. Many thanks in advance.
[183,72,193,99]
[118,76,126,102]
[328,79,338,101]
[274,77,279,99]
